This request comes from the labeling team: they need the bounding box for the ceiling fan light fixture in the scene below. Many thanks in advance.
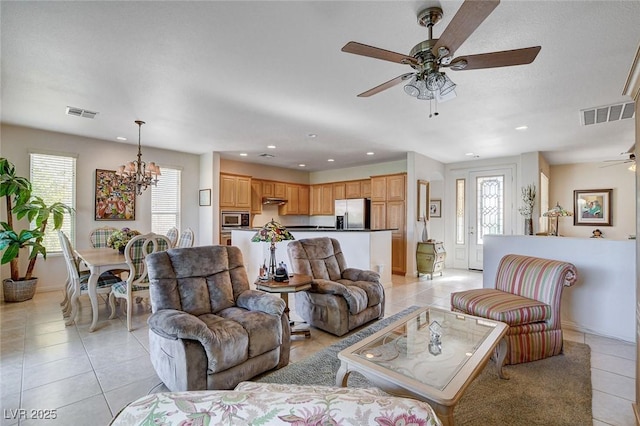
[439,74,456,96]
[425,72,446,91]
[403,76,420,97]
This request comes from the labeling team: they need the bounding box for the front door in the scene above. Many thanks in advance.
[468,169,513,270]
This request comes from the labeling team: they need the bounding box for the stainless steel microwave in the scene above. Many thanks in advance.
[221,211,250,227]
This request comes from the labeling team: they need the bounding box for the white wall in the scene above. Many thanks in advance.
[484,235,636,342]
[1,124,200,292]
[549,162,636,240]
[407,151,445,276]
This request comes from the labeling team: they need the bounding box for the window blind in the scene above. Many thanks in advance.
[152,167,181,235]
[29,153,76,252]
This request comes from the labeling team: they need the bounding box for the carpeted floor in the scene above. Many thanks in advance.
[258,306,592,426]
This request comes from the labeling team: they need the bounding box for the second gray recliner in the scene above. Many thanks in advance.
[287,237,385,336]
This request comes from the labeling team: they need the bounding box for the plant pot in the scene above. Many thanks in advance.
[119,247,125,254]
[525,218,534,235]
[3,277,38,302]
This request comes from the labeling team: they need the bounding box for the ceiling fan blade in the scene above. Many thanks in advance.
[342,41,418,66]
[432,0,500,56]
[357,73,414,97]
[449,46,541,70]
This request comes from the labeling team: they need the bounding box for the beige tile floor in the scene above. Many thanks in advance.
[0,269,636,425]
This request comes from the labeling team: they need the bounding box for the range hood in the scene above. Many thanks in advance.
[262,197,288,205]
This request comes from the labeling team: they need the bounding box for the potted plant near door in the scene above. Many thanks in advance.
[0,158,73,302]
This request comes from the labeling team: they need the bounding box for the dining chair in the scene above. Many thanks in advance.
[176,227,195,248]
[89,226,119,248]
[108,232,172,331]
[165,226,179,247]
[88,225,129,277]
[58,231,121,325]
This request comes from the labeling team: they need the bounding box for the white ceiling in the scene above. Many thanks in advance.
[1,1,639,171]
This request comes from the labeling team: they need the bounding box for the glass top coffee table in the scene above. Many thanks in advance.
[336,306,508,426]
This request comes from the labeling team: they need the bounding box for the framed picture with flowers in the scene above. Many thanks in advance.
[95,169,136,220]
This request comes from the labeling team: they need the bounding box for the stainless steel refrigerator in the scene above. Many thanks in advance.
[335,198,370,229]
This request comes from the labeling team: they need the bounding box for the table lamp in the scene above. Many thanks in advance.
[543,202,572,236]
[251,219,295,278]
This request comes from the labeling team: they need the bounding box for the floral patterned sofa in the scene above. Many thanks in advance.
[110,382,442,426]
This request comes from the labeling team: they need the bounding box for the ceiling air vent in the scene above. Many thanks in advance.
[66,106,99,119]
[580,102,634,126]
[258,153,275,158]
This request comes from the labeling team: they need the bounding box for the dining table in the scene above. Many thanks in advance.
[75,248,129,332]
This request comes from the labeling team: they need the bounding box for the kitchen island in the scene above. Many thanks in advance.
[232,228,393,285]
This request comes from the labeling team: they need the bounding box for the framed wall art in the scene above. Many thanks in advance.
[95,169,135,220]
[573,189,612,226]
[199,189,211,206]
[417,180,430,220]
[429,199,442,218]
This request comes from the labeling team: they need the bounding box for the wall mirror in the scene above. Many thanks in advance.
[417,180,430,221]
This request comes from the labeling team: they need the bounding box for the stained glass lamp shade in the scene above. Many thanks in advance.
[543,203,572,236]
[251,219,295,277]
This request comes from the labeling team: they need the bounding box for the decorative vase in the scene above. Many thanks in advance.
[525,218,533,235]
[119,247,125,254]
[422,220,429,242]
[3,277,38,302]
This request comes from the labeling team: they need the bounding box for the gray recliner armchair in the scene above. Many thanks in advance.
[287,237,385,336]
[145,245,290,391]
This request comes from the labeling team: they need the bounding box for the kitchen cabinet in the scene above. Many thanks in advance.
[345,181,361,199]
[369,173,407,275]
[387,200,406,275]
[416,242,446,279]
[370,176,387,201]
[370,202,386,230]
[387,174,406,201]
[333,183,346,201]
[262,181,275,198]
[298,185,310,215]
[250,180,262,215]
[310,184,333,215]
[279,184,310,215]
[220,174,251,209]
[274,182,286,199]
[361,180,371,199]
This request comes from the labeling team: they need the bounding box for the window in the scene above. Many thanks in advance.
[152,167,181,235]
[29,152,76,252]
[455,179,465,245]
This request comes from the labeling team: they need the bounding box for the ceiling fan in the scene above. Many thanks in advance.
[601,144,636,170]
[341,0,541,111]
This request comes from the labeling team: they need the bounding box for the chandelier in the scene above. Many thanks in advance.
[116,120,160,195]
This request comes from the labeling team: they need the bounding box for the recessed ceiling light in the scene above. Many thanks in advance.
[116,136,127,141]
[465,152,475,156]
[298,164,306,167]
[307,133,317,138]
[267,145,276,149]
[327,158,335,162]
[515,125,528,131]
[366,152,375,156]
[240,153,248,157]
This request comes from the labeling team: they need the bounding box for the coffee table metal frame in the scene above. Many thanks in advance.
[336,306,508,426]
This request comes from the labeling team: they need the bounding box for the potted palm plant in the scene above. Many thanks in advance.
[1,157,73,302]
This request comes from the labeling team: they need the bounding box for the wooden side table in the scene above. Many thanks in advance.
[255,274,312,338]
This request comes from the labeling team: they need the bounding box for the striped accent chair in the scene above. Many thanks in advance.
[451,254,578,365]
[165,227,179,247]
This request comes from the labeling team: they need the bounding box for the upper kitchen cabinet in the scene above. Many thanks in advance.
[274,182,286,199]
[333,183,346,201]
[386,174,406,201]
[279,184,310,215]
[344,179,372,199]
[310,184,333,215]
[250,179,263,215]
[220,173,251,210]
[370,176,387,201]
